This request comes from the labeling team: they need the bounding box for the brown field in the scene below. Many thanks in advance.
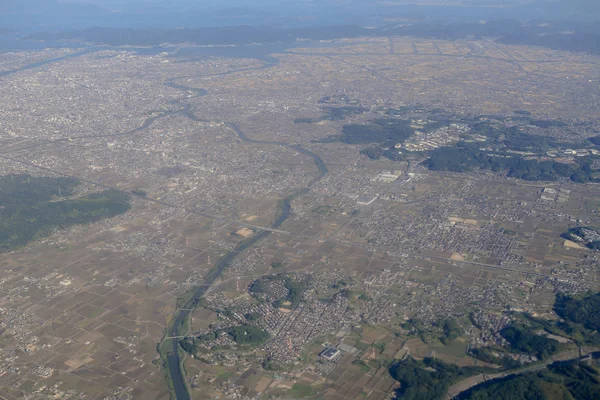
[0,35,599,399]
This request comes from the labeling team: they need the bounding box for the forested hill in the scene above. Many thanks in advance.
[554,291,600,332]
[0,175,131,252]
[457,360,600,400]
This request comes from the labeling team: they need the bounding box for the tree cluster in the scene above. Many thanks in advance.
[250,274,311,309]
[0,175,131,252]
[294,106,366,124]
[439,319,464,345]
[554,292,600,332]
[424,143,600,183]
[321,119,414,145]
[390,357,485,400]
[458,360,600,400]
[499,325,560,360]
[226,325,270,345]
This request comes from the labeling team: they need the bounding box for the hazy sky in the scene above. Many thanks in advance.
[1,0,598,32]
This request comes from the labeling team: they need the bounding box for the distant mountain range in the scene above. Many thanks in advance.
[26,19,600,56]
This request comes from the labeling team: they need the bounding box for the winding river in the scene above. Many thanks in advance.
[0,45,327,400]
[0,47,98,77]
[162,66,328,400]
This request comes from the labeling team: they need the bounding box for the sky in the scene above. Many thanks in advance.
[0,0,598,32]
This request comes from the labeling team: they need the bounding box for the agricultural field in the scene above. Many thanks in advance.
[1,33,600,399]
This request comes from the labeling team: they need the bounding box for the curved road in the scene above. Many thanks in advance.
[448,350,600,399]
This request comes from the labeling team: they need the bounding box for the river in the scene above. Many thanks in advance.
[0,43,327,400]
[162,68,328,400]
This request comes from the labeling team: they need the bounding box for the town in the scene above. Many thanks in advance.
[0,32,599,400]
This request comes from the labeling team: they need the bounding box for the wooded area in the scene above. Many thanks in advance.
[0,175,131,251]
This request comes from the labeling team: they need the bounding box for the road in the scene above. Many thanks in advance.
[446,349,600,399]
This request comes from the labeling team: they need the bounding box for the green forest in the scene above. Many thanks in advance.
[439,318,464,345]
[468,121,561,152]
[294,106,366,124]
[320,118,415,145]
[452,291,600,399]
[179,324,270,354]
[499,325,560,360]
[392,345,600,399]
[458,360,600,400]
[226,325,270,345]
[348,111,600,183]
[389,357,486,400]
[555,292,600,332]
[451,118,600,181]
[0,174,131,251]
[423,143,600,183]
[471,292,600,366]
[250,274,311,309]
